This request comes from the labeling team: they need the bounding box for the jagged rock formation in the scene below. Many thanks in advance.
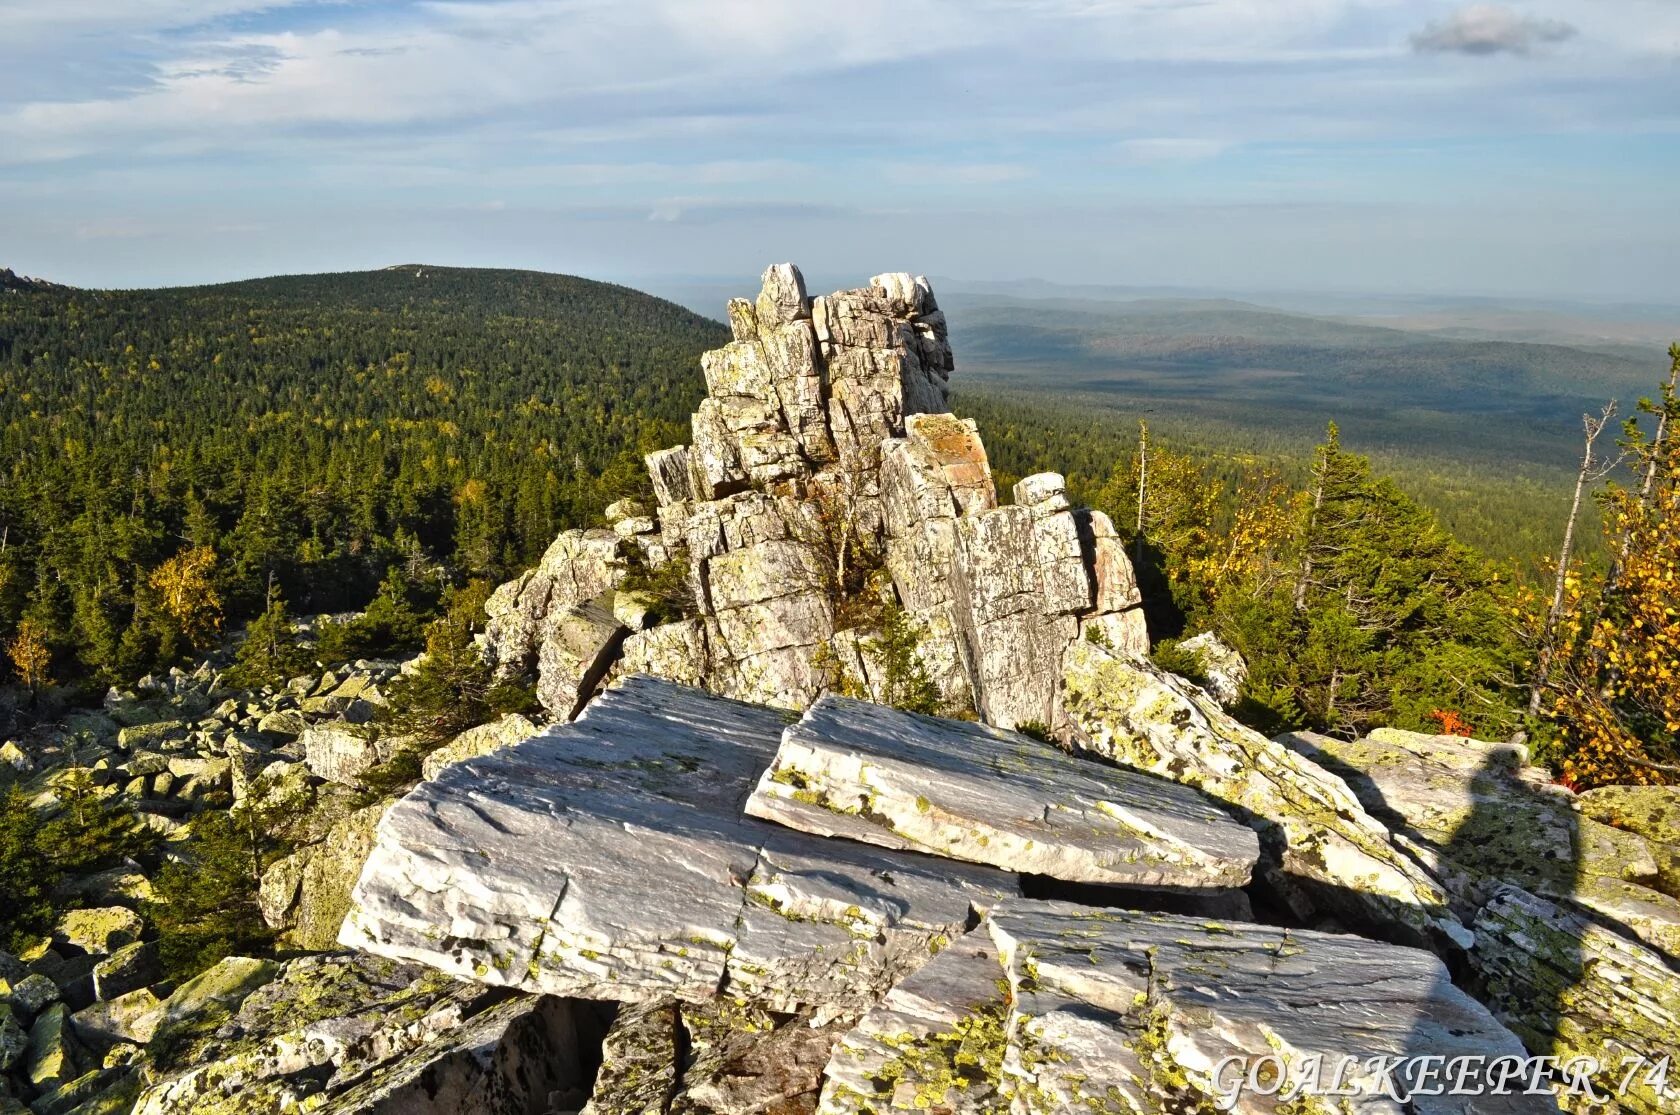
[482,264,1147,729]
[343,673,1568,1114]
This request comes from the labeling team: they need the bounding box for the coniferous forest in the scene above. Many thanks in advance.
[0,267,723,686]
[1,266,1675,786]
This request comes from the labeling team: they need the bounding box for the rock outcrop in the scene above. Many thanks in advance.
[1060,642,1466,948]
[746,693,1259,889]
[1279,726,1680,1114]
[342,677,1017,1014]
[820,901,1545,1115]
[481,264,1148,729]
[343,672,1569,1113]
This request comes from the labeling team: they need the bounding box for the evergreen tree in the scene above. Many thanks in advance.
[224,585,312,689]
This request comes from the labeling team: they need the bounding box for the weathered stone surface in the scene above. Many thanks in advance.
[342,677,1014,1011]
[580,1001,681,1115]
[615,620,709,690]
[816,932,1005,1115]
[72,987,161,1045]
[1284,726,1680,957]
[9,971,60,1018]
[1577,784,1680,898]
[674,999,843,1115]
[1176,631,1247,707]
[1062,642,1465,948]
[483,528,628,678]
[148,956,278,1057]
[821,901,1542,1115]
[748,695,1257,889]
[1473,886,1680,1114]
[258,802,388,951]
[535,599,629,719]
[132,954,603,1115]
[27,1003,83,1090]
[56,907,143,957]
[302,721,397,788]
[91,941,160,1002]
[419,713,541,781]
[0,1004,25,1072]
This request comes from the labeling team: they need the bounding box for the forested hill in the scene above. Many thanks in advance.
[0,265,725,684]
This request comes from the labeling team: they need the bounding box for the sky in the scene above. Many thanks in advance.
[2,1,1678,302]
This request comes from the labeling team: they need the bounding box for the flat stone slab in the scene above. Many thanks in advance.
[342,676,1015,1012]
[819,899,1549,1115]
[746,695,1259,889]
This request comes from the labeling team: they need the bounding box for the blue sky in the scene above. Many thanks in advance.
[3,1,1678,301]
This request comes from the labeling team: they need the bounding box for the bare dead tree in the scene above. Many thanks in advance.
[1528,402,1624,716]
[1608,348,1680,589]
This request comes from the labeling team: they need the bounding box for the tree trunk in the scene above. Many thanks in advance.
[1293,445,1328,613]
[1134,419,1148,568]
[1528,404,1616,716]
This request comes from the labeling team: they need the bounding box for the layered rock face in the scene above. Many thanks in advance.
[482,264,1147,729]
[343,674,1557,1114]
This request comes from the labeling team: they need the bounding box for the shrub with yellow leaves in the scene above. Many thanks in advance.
[1541,346,1680,789]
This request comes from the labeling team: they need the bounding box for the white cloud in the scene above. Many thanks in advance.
[1412,4,1577,55]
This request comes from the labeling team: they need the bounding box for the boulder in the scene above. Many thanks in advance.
[258,802,388,950]
[1176,630,1248,707]
[420,713,541,781]
[72,987,162,1045]
[747,694,1258,890]
[1474,886,1680,1115]
[1282,726,1680,957]
[301,721,398,788]
[8,971,60,1020]
[147,956,278,1058]
[1577,784,1680,898]
[580,1001,681,1115]
[342,677,1015,1014]
[27,1002,84,1090]
[535,600,628,719]
[115,720,184,751]
[91,942,161,1003]
[1060,642,1464,948]
[0,1004,24,1072]
[56,908,143,958]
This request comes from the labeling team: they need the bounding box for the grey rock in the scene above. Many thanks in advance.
[822,901,1544,1115]
[1061,642,1466,948]
[419,713,541,781]
[27,1002,83,1090]
[535,599,628,719]
[0,1004,24,1072]
[91,942,160,1003]
[748,694,1258,889]
[301,721,397,788]
[257,802,388,951]
[131,953,603,1115]
[1177,630,1248,707]
[342,677,1014,1012]
[8,972,60,1020]
[71,987,162,1045]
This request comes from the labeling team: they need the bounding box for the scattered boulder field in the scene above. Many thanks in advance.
[3,265,1678,1114]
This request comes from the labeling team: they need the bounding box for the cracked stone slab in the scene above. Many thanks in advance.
[819,900,1547,1115]
[746,695,1258,890]
[341,676,1014,1010]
